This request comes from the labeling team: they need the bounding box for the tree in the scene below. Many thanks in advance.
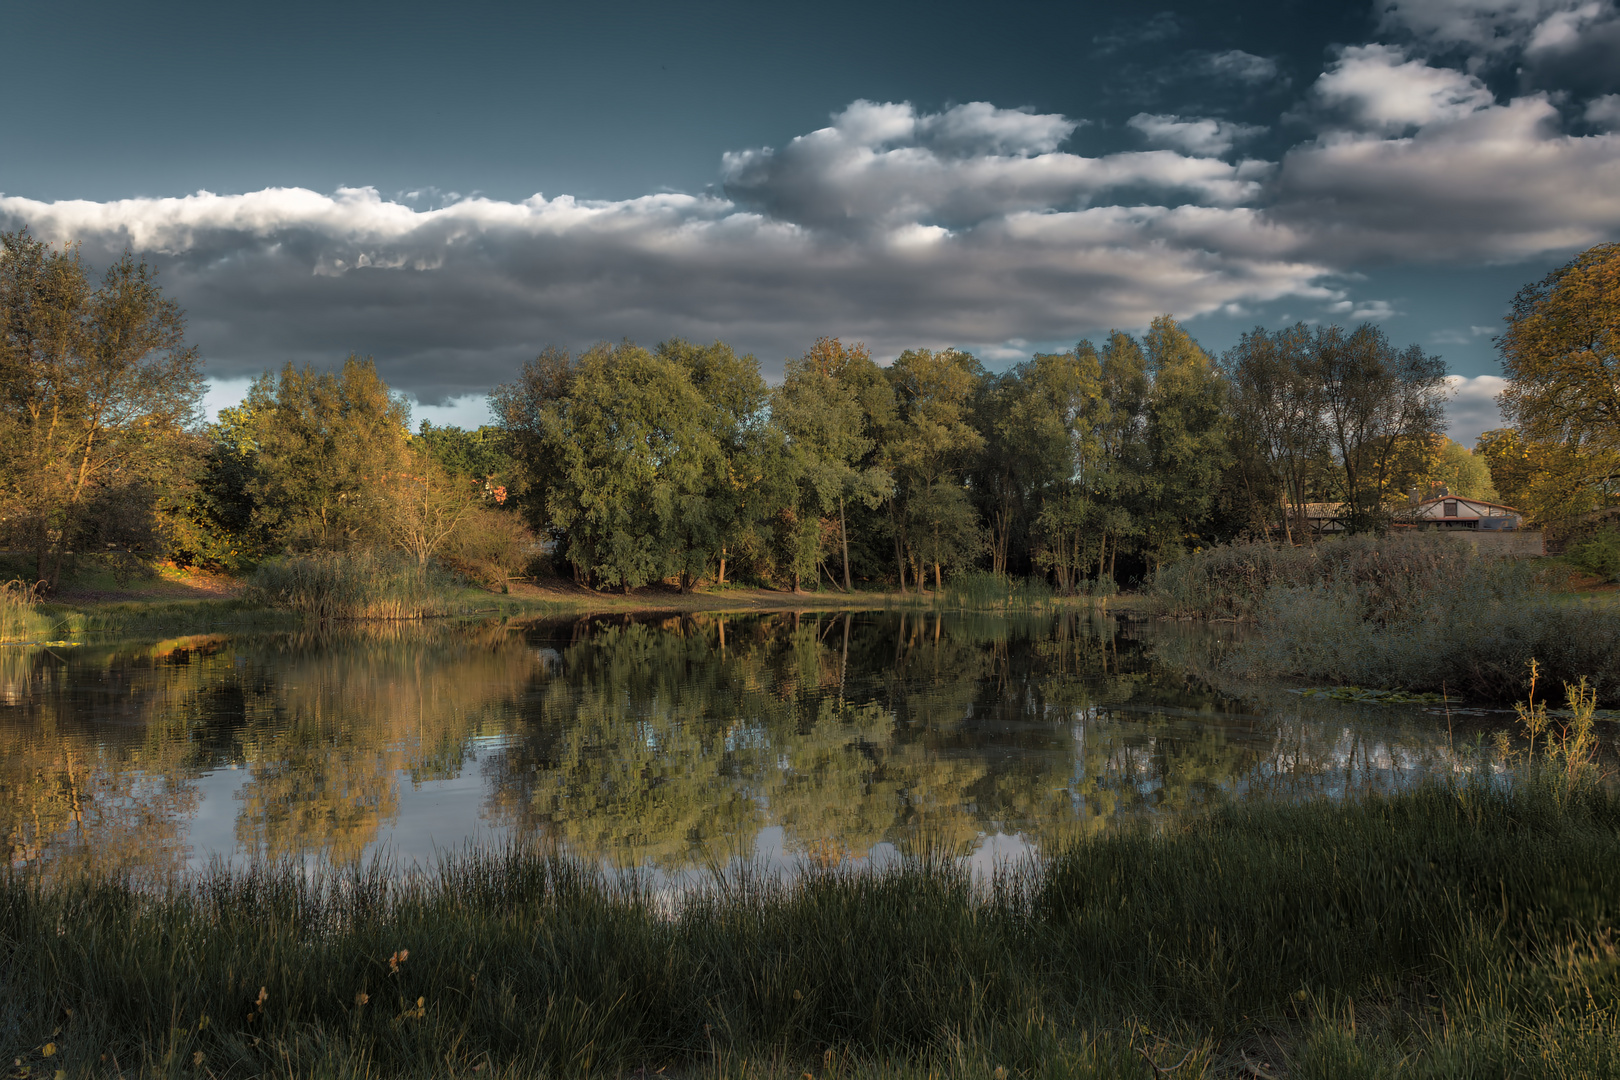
[884,348,985,590]
[1476,428,1535,509]
[657,339,777,590]
[1497,241,1620,527]
[1310,324,1447,533]
[773,338,893,591]
[1224,324,1324,544]
[502,342,724,590]
[1139,317,1230,569]
[231,356,412,551]
[0,231,203,591]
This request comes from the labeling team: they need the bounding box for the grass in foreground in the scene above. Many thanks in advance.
[5,775,1620,1078]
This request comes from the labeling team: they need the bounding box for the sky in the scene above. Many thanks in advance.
[3,0,1618,445]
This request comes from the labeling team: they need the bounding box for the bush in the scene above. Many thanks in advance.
[1146,532,1475,620]
[1226,548,1620,700]
[246,550,468,620]
[1567,525,1620,582]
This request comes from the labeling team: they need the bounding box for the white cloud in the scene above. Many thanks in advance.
[1202,50,1282,84]
[1443,374,1509,445]
[1378,0,1588,51]
[719,100,1267,233]
[5,88,1620,403]
[1307,44,1494,132]
[1276,90,1620,260]
[1127,113,1268,156]
[1588,94,1620,128]
[1329,298,1401,320]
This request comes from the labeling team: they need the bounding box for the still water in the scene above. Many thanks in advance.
[1,610,1506,878]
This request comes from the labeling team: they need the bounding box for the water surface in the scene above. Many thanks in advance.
[0,610,1519,878]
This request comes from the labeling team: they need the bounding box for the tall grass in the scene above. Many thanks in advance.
[6,777,1620,1078]
[0,578,56,642]
[931,571,1058,612]
[247,550,474,620]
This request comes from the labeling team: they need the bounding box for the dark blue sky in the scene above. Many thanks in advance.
[5,0,1618,439]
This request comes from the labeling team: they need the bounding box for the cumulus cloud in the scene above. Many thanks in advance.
[1444,374,1509,445]
[1378,0,1586,51]
[4,80,1620,403]
[1127,113,1269,156]
[1303,44,1495,132]
[1586,94,1620,128]
[1275,88,1620,260]
[1378,1,1620,94]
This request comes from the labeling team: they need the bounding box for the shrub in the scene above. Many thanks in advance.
[1567,525,1620,582]
[1226,551,1620,700]
[1146,532,1476,620]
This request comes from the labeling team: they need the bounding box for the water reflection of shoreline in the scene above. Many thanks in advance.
[3,613,1587,878]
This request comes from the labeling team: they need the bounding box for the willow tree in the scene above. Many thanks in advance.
[1498,242,1620,528]
[0,231,203,591]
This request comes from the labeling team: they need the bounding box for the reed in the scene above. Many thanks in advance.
[247,550,475,620]
[0,578,56,643]
[5,776,1620,1078]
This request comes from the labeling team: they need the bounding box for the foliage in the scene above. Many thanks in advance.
[1218,537,1620,700]
[8,779,1620,1076]
[227,356,412,551]
[0,230,203,591]
[1497,241,1620,529]
[1566,525,1620,582]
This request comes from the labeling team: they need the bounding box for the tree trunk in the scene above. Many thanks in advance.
[934,562,942,589]
[839,498,852,591]
[718,548,727,585]
[894,532,907,594]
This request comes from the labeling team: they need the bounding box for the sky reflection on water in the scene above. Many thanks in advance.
[0,611,1553,879]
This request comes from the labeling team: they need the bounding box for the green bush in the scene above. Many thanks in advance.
[1568,526,1620,582]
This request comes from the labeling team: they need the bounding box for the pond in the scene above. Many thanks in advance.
[1,610,1519,879]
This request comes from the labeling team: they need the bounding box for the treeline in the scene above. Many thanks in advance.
[8,225,1609,596]
[487,321,1470,592]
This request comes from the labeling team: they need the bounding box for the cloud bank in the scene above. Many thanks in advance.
[2,4,1619,402]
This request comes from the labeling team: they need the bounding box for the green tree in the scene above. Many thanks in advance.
[773,338,894,591]
[657,339,777,590]
[504,342,723,590]
[1223,323,1325,544]
[232,355,412,551]
[1139,316,1230,569]
[0,231,203,591]
[1497,241,1620,528]
[884,348,985,590]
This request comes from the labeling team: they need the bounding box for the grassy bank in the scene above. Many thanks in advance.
[1148,534,1620,701]
[5,775,1620,1078]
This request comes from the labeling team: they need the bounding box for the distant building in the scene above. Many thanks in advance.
[1404,493,1522,530]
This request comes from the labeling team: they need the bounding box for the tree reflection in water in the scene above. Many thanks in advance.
[1,611,1505,876]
